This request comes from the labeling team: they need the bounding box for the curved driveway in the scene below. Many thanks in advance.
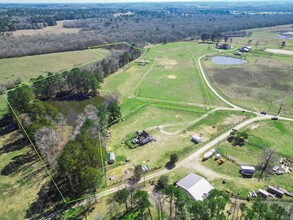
[93,51,293,200]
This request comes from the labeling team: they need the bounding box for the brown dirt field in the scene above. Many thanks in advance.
[11,21,80,37]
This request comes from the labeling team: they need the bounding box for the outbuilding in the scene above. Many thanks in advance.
[192,135,202,143]
[177,173,214,201]
[258,189,269,198]
[109,152,115,164]
[267,186,284,198]
[240,165,256,176]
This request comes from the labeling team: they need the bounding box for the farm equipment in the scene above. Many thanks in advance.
[218,159,225,165]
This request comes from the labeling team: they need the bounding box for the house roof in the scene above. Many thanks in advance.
[192,135,201,140]
[139,130,149,138]
[177,173,214,201]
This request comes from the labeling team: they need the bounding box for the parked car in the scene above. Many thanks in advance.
[260,111,267,115]
[272,166,279,171]
[276,170,284,175]
[271,117,278,120]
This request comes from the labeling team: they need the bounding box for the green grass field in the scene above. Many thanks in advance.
[0,48,109,85]
[0,131,48,220]
[202,120,293,194]
[220,120,293,165]
[101,42,226,107]
[203,25,293,116]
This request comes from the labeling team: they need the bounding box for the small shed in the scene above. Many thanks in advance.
[240,165,256,176]
[267,186,284,198]
[258,189,269,198]
[109,152,115,164]
[192,135,202,143]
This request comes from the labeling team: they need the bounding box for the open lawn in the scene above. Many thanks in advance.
[0,48,109,85]
[219,120,293,165]
[101,42,226,107]
[183,110,254,141]
[0,131,48,220]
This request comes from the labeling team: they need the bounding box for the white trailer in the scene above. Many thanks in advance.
[240,165,256,174]
[203,149,216,160]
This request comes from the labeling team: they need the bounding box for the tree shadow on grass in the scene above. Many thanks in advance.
[1,151,37,176]
[0,136,28,155]
[25,182,73,219]
[25,178,88,220]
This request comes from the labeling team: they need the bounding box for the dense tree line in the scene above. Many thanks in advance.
[7,85,62,137]
[1,2,293,58]
[7,84,122,196]
[110,175,291,220]
[32,68,102,100]
[57,120,105,197]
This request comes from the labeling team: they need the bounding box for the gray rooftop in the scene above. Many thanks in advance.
[177,173,202,189]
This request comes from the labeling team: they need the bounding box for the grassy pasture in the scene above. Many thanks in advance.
[232,24,293,50]
[220,120,293,165]
[101,42,226,107]
[182,110,254,141]
[0,131,48,220]
[11,21,81,37]
[0,95,8,118]
[203,49,293,116]
[201,120,293,194]
[0,48,109,85]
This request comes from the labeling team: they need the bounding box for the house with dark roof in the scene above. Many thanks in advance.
[177,173,214,201]
[132,130,152,146]
[216,43,231,50]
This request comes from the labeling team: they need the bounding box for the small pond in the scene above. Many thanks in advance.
[48,96,106,126]
[211,56,247,65]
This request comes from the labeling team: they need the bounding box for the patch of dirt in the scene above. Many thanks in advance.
[265,49,293,56]
[222,115,246,125]
[158,58,177,69]
[248,121,265,130]
[168,75,177,79]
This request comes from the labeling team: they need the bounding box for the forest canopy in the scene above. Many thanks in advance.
[1,2,293,58]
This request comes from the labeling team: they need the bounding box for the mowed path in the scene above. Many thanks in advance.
[265,48,293,55]
[89,49,293,202]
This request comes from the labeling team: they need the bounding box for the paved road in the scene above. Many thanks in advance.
[91,51,293,200]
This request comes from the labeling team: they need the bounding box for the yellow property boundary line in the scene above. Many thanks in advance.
[2,41,208,204]
[1,42,146,204]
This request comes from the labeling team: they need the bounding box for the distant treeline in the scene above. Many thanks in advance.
[0,2,293,58]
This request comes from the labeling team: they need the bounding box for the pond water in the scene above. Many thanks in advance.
[48,96,106,126]
[211,56,247,65]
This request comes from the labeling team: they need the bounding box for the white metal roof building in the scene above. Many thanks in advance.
[176,173,214,201]
[192,135,202,143]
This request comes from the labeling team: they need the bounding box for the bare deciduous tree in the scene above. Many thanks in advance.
[105,90,122,104]
[257,148,278,180]
[34,127,63,168]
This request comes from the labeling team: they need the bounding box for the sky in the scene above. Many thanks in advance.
[0,0,283,3]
